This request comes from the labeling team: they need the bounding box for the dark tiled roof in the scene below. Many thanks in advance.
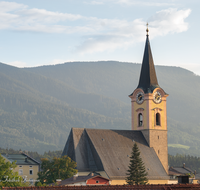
[136,35,159,94]
[169,166,200,180]
[173,167,193,174]
[62,128,169,180]
[1,153,40,165]
[169,166,194,175]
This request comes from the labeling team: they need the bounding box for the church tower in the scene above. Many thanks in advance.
[129,25,169,173]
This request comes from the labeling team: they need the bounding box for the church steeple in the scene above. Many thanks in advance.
[137,25,159,94]
[129,24,169,174]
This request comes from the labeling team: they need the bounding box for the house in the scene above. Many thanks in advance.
[1,152,40,185]
[62,26,170,184]
[168,163,200,184]
[52,173,110,186]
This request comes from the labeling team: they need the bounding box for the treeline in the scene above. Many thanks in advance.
[0,148,62,162]
[169,154,200,173]
[2,147,200,174]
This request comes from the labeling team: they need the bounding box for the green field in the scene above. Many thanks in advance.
[168,144,190,150]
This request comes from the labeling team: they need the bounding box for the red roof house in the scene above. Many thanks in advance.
[54,174,110,186]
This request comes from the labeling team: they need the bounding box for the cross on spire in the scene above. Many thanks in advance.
[146,23,149,35]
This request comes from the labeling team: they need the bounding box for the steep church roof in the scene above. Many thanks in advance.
[136,32,159,94]
[62,128,169,180]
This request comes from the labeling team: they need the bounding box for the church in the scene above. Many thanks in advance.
[62,26,169,185]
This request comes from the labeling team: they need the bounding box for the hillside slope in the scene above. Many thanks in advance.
[0,61,199,155]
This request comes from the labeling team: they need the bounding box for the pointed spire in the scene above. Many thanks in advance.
[137,24,159,93]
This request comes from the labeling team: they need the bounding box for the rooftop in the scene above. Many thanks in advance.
[1,153,40,165]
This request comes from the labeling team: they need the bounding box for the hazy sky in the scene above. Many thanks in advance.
[0,0,199,75]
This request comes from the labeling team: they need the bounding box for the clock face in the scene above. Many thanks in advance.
[136,92,144,104]
[153,91,162,103]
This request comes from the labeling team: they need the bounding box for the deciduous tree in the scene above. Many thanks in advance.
[37,155,77,185]
[0,154,28,188]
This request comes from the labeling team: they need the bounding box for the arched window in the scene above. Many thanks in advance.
[156,113,160,126]
[138,113,143,127]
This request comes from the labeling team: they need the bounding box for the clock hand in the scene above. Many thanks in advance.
[156,95,161,101]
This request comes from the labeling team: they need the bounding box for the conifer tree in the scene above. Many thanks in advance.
[126,142,148,185]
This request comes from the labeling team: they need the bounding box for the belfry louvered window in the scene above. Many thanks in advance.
[138,113,143,126]
[156,113,160,125]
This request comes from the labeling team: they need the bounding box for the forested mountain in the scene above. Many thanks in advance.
[0,61,199,155]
